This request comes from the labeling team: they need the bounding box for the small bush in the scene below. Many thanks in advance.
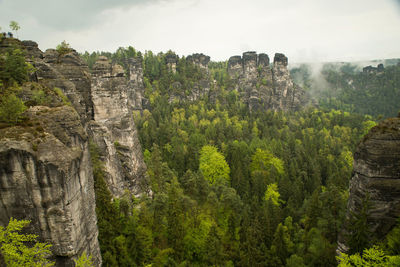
[56,40,72,56]
[53,87,71,106]
[32,89,51,105]
[0,93,27,124]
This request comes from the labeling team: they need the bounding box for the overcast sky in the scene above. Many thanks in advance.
[1,0,400,63]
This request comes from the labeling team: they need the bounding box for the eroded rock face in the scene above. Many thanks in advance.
[338,117,400,253]
[0,39,149,266]
[128,57,147,110]
[21,44,94,126]
[0,106,101,266]
[187,53,210,71]
[90,57,147,197]
[227,51,308,111]
[165,52,178,73]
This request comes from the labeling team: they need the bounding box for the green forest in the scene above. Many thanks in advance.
[290,62,400,118]
[82,48,400,266]
[1,40,400,266]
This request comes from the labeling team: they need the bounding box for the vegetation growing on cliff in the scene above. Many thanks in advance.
[0,41,70,125]
[85,50,382,266]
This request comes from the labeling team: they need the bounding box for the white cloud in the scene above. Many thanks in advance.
[1,0,399,62]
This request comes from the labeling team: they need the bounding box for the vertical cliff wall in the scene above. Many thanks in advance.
[24,42,147,197]
[89,56,147,197]
[227,52,308,111]
[0,106,101,266]
[338,116,400,253]
[1,39,148,266]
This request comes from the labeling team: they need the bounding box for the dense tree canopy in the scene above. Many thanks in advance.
[83,47,397,266]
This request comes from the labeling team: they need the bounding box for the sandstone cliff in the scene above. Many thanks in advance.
[155,50,307,111]
[22,41,147,198]
[228,52,308,111]
[0,105,101,266]
[165,52,212,103]
[21,41,94,126]
[0,39,148,265]
[338,116,400,252]
[90,56,147,197]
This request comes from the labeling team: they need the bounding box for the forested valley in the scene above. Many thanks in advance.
[81,48,400,266]
[1,38,400,266]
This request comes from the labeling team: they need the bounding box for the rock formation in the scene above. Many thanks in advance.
[22,42,147,198]
[363,63,385,74]
[0,39,148,266]
[26,46,94,126]
[0,105,101,266]
[338,116,400,253]
[128,57,148,110]
[187,53,210,73]
[90,56,147,197]
[165,52,178,73]
[168,53,212,103]
[227,51,308,111]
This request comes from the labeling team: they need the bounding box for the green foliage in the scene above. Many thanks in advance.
[9,21,20,35]
[337,246,400,267]
[265,183,282,206]
[250,148,284,183]
[73,251,94,267]
[316,63,400,118]
[90,48,389,265]
[386,218,400,255]
[347,194,373,254]
[0,47,33,87]
[0,92,26,123]
[53,87,71,106]
[199,145,230,184]
[0,218,53,266]
[80,46,140,76]
[31,89,51,106]
[56,40,72,56]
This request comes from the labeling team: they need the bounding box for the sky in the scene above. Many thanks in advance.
[1,0,400,63]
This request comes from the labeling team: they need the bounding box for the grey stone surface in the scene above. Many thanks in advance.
[338,117,400,253]
[227,51,308,111]
[0,38,149,266]
[90,57,147,197]
[0,106,101,266]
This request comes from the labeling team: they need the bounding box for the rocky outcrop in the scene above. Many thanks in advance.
[363,64,384,74]
[227,52,308,111]
[46,50,94,125]
[167,53,212,103]
[128,57,148,110]
[89,57,147,197]
[20,41,147,197]
[187,53,210,72]
[1,39,149,266]
[0,105,101,266]
[165,52,178,73]
[22,45,94,126]
[338,116,400,253]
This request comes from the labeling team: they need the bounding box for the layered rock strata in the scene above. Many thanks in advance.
[0,106,101,266]
[338,116,400,252]
[90,57,147,197]
[187,53,210,72]
[0,39,148,266]
[227,51,308,111]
